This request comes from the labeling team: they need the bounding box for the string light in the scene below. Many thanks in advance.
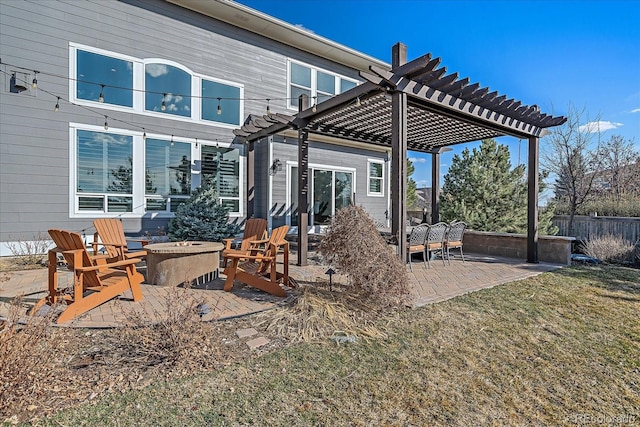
[266,98,271,114]
[31,71,38,89]
[312,96,317,113]
[217,98,222,115]
[98,84,105,103]
[170,135,174,146]
[161,93,166,111]
[2,66,242,149]
[2,60,352,105]
[355,96,361,107]
[195,137,198,148]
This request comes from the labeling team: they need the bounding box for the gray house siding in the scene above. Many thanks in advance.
[0,0,385,254]
[266,136,388,229]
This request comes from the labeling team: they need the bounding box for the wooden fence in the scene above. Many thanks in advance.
[552,215,640,243]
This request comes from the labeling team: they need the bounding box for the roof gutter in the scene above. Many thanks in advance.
[166,0,390,72]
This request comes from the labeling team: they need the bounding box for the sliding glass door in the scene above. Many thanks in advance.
[289,166,354,226]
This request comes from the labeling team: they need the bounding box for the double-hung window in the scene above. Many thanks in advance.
[70,43,243,127]
[75,129,134,213]
[367,159,385,196]
[288,60,359,109]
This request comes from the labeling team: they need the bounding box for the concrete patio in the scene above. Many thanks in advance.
[0,253,564,328]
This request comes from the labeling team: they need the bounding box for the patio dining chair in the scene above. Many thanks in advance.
[425,222,448,268]
[406,224,429,271]
[445,221,467,264]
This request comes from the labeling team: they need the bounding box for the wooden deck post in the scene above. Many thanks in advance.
[391,43,408,261]
[527,136,539,263]
[297,94,310,266]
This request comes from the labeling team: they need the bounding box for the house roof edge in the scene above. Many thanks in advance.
[166,0,390,72]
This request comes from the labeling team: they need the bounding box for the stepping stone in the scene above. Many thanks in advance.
[246,336,269,350]
[236,328,258,339]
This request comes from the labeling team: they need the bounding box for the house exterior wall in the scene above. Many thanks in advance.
[0,0,387,255]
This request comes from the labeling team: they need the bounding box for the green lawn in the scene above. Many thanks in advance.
[38,266,639,426]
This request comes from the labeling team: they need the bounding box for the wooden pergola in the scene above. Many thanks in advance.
[234,43,566,266]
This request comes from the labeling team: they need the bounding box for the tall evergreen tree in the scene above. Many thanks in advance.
[407,159,418,209]
[440,139,556,234]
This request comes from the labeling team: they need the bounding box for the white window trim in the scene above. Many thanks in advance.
[69,123,243,218]
[69,42,244,129]
[367,159,385,197]
[286,58,359,111]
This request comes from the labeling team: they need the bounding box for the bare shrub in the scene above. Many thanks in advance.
[115,286,219,367]
[255,284,388,343]
[6,233,52,266]
[580,234,637,265]
[319,205,411,308]
[0,298,65,419]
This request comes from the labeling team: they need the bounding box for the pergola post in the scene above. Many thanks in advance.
[431,151,440,224]
[527,136,539,263]
[246,141,255,218]
[391,43,408,261]
[297,94,310,266]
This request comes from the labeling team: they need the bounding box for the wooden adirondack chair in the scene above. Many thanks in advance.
[222,225,290,297]
[221,218,268,267]
[93,218,146,283]
[30,229,144,323]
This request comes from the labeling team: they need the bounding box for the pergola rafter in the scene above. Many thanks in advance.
[234,43,566,266]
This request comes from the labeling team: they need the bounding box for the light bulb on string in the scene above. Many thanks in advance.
[32,71,38,89]
[142,128,147,140]
[98,84,105,103]
[217,98,222,115]
[195,138,198,148]
[170,135,174,146]
[54,97,60,112]
[161,93,167,111]
[312,96,317,113]
[103,116,109,130]
[355,96,361,107]
[266,98,271,114]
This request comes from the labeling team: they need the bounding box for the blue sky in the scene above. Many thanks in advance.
[239,0,640,189]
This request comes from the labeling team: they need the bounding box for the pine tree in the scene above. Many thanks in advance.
[441,139,557,234]
[168,181,240,241]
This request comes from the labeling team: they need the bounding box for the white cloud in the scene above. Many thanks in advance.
[409,157,427,163]
[631,108,640,113]
[578,120,623,133]
[146,64,169,78]
[294,24,314,34]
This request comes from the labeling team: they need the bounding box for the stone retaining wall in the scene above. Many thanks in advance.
[463,230,575,265]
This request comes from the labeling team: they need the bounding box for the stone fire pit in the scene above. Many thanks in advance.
[144,241,224,287]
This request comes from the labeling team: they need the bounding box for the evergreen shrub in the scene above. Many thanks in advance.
[168,182,240,242]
